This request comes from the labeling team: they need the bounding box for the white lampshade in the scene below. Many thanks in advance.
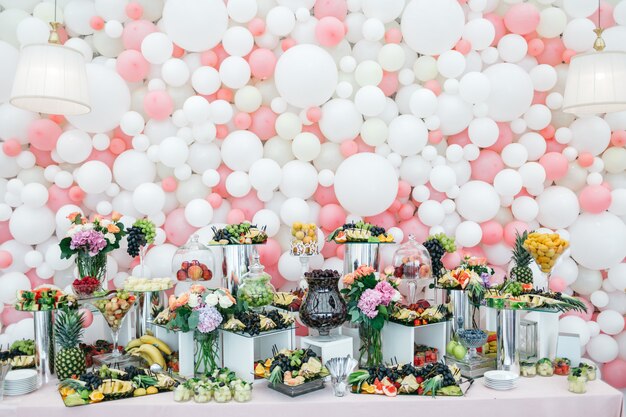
[10,43,90,115]
[562,50,626,115]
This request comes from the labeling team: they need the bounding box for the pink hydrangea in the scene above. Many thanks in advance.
[375,281,396,306]
[357,289,383,319]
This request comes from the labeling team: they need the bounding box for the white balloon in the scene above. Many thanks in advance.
[524,105,551,131]
[221,130,263,172]
[563,0,598,18]
[418,200,445,226]
[493,169,523,197]
[429,165,457,192]
[570,212,626,270]
[587,334,618,363]
[292,132,321,162]
[145,244,177,277]
[132,183,165,215]
[158,136,189,168]
[607,263,626,292]
[0,271,30,304]
[468,117,499,148]
[437,93,473,135]
[225,171,251,198]
[16,17,49,46]
[275,44,338,108]
[319,99,362,143]
[409,89,438,118]
[75,161,112,194]
[191,66,221,95]
[161,58,190,87]
[596,310,624,335]
[511,196,539,222]
[497,34,528,63]
[222,26,254,57]
[184,198,214,227]
[334,153,398,217]
[569,116,611,156]
[354,86,386,117]
[537,7,567,38]
[437,50,466,79]
[9,206,55,245]
[401,0,465,56]
[459,72,491,104]
[141,32,173,65]
[378,43,405,72]
[278,251,302,281]
[484,63,534,122]
[462,18,495,51]
[455,181,500,222]
[280,197,310,225]
[113,150,157,191]
[227,0,257,22]
[20,183,47,208]
[218,56,251,89]
[253,209,281,237]
[162,0,227,52]
[559,316,590,346]
[536,186,580,229]
[455,220,482,247]
[388,115,428,156]
[279,160,318,199]
[355,60,383,86]
[56,129,92,164]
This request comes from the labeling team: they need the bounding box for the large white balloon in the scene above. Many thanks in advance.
[75,161,112,194]
[437,93,473,135]
[253,209,281,237]
[587,334,619,363]
[319,99,363,143]
[401,0,465,56]
[279,160,318,199]
[162,0,228,52]
[558,316,590,346]
[0,271,30,304]
[132,183,165,215]
[334,153,398,217]
[388,115,428,156]
[274,44,338,108]
[279,198,310,226]
[184,198,214,227]
[484,63,534,122]
[569,212,626,270]
[221,131,263,172]
[607,263,626,292]
[569,116,611,156]
[113,150,157,191]
[56,130,92,164]
[9,206,55,245]
[455,181,500,223]
[536,186,580,229]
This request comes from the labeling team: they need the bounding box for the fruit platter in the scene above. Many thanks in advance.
[260,348,329,397]
[124,335,176,371]
[348,362,466,397]
[222,309,295,336]
[80,340,123,368]
[58,364,178,407]
[290,222,319,255]
[484,282,587,312]
[0,339,36,369]
[327,221,394,243]
[389,301,451,327]
[272,289,305,312]
[123,276,173,292]
[173,368,252,403]
[14,287,77,311]
[209,222,268,245]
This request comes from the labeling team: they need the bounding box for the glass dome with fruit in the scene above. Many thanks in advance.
[391,235,432,304]
[172,234,215,282]
[237,254,275,309]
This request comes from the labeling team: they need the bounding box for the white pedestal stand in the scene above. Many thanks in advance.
[300,335,354,364]
[381,321,448,365]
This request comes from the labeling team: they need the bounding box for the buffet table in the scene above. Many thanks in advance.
[1,376,623,417]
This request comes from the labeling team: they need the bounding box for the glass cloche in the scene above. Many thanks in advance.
[237,254,275,309]
[391,235,432,304]
[172,234,216,282]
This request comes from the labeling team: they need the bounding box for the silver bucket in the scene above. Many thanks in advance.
[221,244,260,294]
[497,309,520,375]
[34,310,54,384]
[343,243,380,275]
[449,289,472,335]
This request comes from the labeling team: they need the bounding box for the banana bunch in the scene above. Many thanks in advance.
[481,332,497,356]
[125,335,171,369]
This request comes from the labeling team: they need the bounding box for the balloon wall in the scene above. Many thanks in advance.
[0,0,625,389]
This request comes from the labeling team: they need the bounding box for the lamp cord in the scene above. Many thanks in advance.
[593,0,605,51]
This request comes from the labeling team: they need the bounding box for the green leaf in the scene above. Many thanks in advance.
[188,310,200,330]
[58,238,74,259]
[350,310,360,322]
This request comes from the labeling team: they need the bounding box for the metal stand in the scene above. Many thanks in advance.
[135,291,153,338]
[33,310,54,385]
[343,242,381,275]
[221,244,260,294]
[449,289,472,335]
[497,309,520,375]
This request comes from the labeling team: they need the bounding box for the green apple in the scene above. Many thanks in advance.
[446,341,458,355]
[453,344,467,360]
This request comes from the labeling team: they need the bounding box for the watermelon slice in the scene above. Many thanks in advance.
[382,385,397,397]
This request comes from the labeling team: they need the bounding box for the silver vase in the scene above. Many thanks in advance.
[34,310,54,385]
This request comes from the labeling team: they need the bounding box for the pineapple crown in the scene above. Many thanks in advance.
[54,307,85,349]
[511,230,532,267]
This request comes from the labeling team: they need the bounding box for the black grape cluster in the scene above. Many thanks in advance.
[234,311,261,336]
[424,239,445,278]
[79,372,102,390]
[126,226,147,258]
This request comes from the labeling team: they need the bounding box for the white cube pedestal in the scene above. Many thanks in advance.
[221,328,295,383]
[528,311,559,359]
[382,321,448,365]
[341,323,360,359]
[300,335,353,364]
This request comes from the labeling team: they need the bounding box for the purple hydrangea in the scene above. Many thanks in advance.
[357,289,383,319]
[480,272,491,288]
[375,281,396,306]
[197,305,223,333]
[70,229,107,256]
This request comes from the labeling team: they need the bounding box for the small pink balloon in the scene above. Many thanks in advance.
[611,130,626,147]
[28,119,63,151]
[540,124,555,139]
[442,251,461,270]
[545,140,566,154]
[425,184,446,202]
[164,208,197,246]
[250,107,277,141]
[215,124,229,140]
[47,185,73,212]
[68,186,85,203]
[162,176,177,192]
[503,221,530,247]
[388,200,402,214]
[281,38,297,51]
[447,129,470,147]
[87,149,116,168]
[314,0,348,20]
[144,90,174,120]
[217,88,233,102]
[398,204,415,221]
[470,150,504,183]
[548,276,567,292]
[484,13,506,45]
[0,250,13,268]
[109,138,126,154]
[231,192,263,219]
[603,359,626,388]
[462,246,486,259]
[0,221,11,244]
[320,239,337,258]
[423,80,441,95]
[266,264,286,290]
[428,130,443,144]
[207,193,223,208]
[315,16,345,47]
[116,49,150,82]
[562,49,577,64]
[80,308,94,328]
[30,147,54,168]
[125,2,143,20]
[481,221,504,245]
[385,28,402,44]
[121,20,157,50]
[578,152,594,168]
[365,211,396,232]
[306,107,322,123]
[504,3,540,35]
[213,165,232,198]
[399,218,429,243]
[248,18,266,36]
[336,244,345,260]
[319,204,346,231]
[527,38,545,56]
[379,71,399,96]
[397,181,411,199]
[454,39,471,55]
[2,139,21,157]
[340,140,358,157]
[537,38,566,66]
[487,122,513,153]
[227,208,246,224]
[234,112,252,130]
[588,1,615,29]
[539,152,568,181]
[258,238,281,267]
[90,16,104,31]
[200,50,218,67]
[313,185,339,205]
[579,184,612,214]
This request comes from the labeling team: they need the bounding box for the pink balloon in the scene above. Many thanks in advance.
[397,181,411,199]
[227,208,246,224]
[385,28,402,44]
[423,80,441,95]
[30,147,54,168]
[537,38,566,66]
[68,186,85,203]
[398,204,415,221]
[603,359,626,388]
[0,250,12,268]
[80,308,94,328]
[504,3,540,35]
[579,185,612,214]
[481,221,504,245]
[46,185,73,212]
[164,208,197,246]
[319,204,346,231]
[0,221,11,244]
[314,0,347,20]
[528,38,545,56]
[313,185,339,206]
[399,218,429,243]
[315,16,345,47]
[461,246,486,259]
[455,39,471,55]
[340,140,358,157]
[335,244,345,260]
[548,276,567,292]
[484,13,506,45]
[213,165,232,198]
[25,269,48,288]
[425,185,446,202]
[470,150,504,183]
[428,130,443,144]
[539,152,568,181]
[588,1,615,29]
[611,130,626,147]
[121,20,157,51]
[447,129,470,147]
[250,107,277,141]
[265,263,286,290]
[379,71,399,96]
[249,48,276,80]
[231,192,263,219]
[503,221,530,247]
[116,50,150,82]
[234,112,252,130]
[306,107,322,123]
[248,18,266,36]
[161,176,177,192]
[0,306,31,326]
[2,139,21,157]
[28,119,62,151]
[90,16,104,31]
[487,122,513,153]
[258,238,281,267]
[578,152,594,168]
[87,149,116,168]
[207,193,223,208]
[442,251,461,270]
[126,2,143,20]
[144,90,174,120]
[365,211,396,232]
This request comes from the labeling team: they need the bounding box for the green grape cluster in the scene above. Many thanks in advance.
[10,339,35,356]
[427,233,456,253]
[225,222,250,237]
[133,218,156,244]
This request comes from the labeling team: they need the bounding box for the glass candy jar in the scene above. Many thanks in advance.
[173,384,193,402]
[568,368,587,394]
[237,254,275,309]
[391,235,432,304]
[172,234,216,282]
[299,269,347,336]
[213,384,232,403]
[193,383,213,403]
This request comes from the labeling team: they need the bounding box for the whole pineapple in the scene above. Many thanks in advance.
[510,231,534,284]
[54,308,86,380]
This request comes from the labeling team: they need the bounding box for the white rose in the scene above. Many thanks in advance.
[187,294,199,308]
[83,223,94,230]
[105,233,115,244]
[100,219,111,227]
[205,293,219,307]
[219,296,234,309]
[391,290,402,302]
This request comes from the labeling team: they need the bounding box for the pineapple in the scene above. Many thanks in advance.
[54,308,86,380]
[510,231,534,284]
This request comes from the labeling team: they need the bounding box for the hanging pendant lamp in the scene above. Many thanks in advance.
[562,2,626,115]
[10,18,90,116]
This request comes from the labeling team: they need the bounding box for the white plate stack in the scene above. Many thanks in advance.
[483,370,519,391]
[3,369,38,396]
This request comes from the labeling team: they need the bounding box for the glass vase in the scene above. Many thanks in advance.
[194,331,220,376]
[75,251,107,290]
[359,321,383,367]
[299,270,346,337]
